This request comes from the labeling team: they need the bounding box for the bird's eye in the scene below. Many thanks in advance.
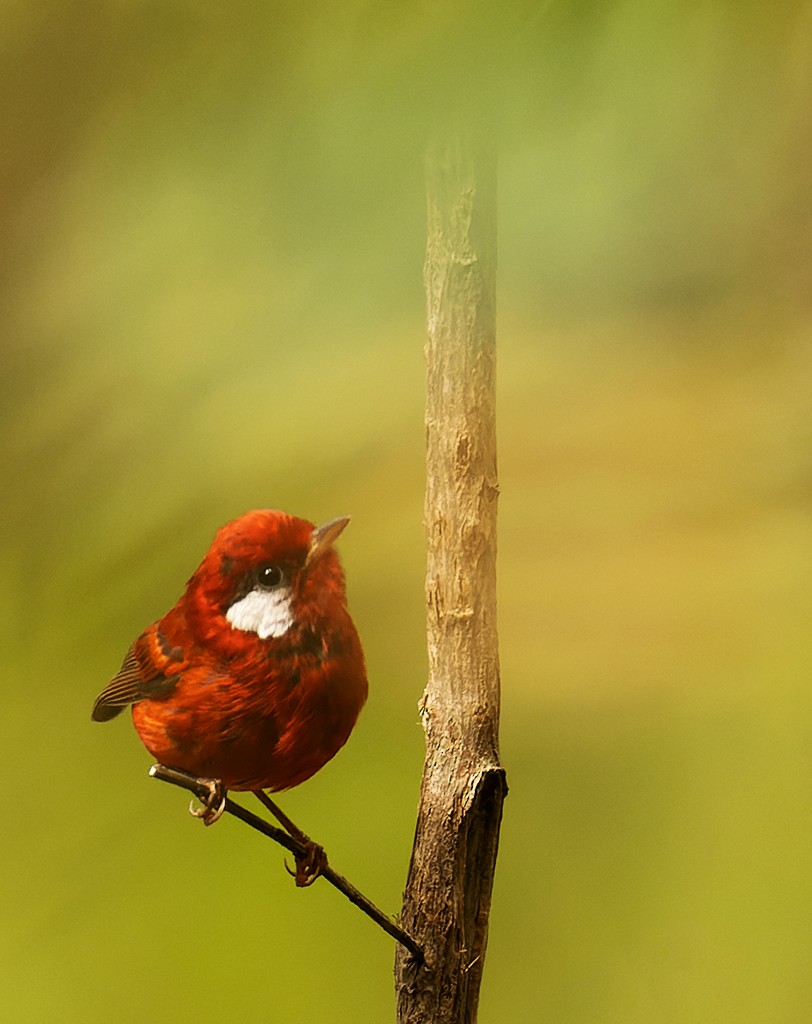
[256,564,284,589]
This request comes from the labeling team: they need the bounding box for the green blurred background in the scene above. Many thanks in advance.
[3,2,812,1021]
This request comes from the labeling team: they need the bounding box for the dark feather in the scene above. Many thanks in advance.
[91,645,142,721]
[91,637,181,722]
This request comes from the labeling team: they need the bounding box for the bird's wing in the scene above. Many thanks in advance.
[91,625,185,722]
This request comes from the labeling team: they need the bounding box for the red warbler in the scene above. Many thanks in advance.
[92,510,368,851]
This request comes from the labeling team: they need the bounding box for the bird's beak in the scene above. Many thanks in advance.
[306,516,350,566]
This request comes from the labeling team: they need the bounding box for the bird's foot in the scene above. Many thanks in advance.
[253,789,328,886]
[188,777,227,826]
[285,840,328,888]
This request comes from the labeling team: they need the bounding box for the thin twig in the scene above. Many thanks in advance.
[148,764,425,964]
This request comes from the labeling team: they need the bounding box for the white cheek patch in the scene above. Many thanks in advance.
[226,586,295,640]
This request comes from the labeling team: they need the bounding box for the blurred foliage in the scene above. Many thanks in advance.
[2,1,812,1022]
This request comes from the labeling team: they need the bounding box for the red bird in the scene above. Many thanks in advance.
[92,509,368,883]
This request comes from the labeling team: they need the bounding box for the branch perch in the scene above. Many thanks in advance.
[149,764,424,963]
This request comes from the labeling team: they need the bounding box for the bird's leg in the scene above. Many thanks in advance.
[253,790,327,887]
[148,764,228,825]
[188,776,227,826]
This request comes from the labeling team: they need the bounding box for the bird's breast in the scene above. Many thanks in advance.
[131,618,367,792]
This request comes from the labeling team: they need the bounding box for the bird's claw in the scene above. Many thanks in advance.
[188,777,227,826]
[285,841,327,887]
[250,790,326,886]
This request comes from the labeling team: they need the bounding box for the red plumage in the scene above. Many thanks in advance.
[92,509,368,794]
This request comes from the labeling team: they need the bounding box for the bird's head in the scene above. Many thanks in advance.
[184,509,351,644]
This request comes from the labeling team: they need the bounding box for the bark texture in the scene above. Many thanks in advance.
[395,135,506,1024]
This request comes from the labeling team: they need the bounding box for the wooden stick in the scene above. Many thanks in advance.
[395,133,507,1023]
